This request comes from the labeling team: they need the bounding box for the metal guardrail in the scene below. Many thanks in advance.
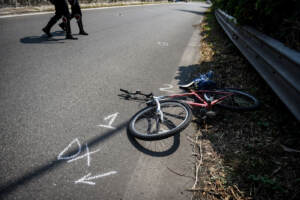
[215,9,300,121]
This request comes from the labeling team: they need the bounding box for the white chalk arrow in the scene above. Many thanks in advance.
[75,171,117,185]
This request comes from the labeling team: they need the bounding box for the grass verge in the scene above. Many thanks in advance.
[190,9,300,200]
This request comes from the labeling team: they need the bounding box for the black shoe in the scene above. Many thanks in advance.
[59,23,66,31]
[42,28,52,37]
[66,35,78,40]
[79,31,88,35]
[77,18,88,36]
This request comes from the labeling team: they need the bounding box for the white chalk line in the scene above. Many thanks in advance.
[160,84,175,93]
[97,112,119,130]
[75,171,118,185]
[157,41,169,47]
[67,146,101,167]
[57,138,81,160]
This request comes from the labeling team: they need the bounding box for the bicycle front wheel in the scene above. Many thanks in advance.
[129,100,192,140]
[213,89,259,111]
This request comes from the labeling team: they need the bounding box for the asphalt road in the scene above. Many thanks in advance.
[0,2,208,200]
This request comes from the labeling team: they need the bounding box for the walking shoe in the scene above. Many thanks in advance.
[79,31,88,35]
[77,18,88,35]
[42,28,52,37]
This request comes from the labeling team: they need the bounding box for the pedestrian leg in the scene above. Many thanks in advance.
[63,17,78,40]
[75,14,88,35]
[42,14,61,37]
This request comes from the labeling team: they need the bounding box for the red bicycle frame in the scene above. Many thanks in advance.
[167,90,234,109]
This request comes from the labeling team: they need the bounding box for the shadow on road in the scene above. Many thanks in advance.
[118,91,181,157]
[175,64,202,86]
[176,9,207,16]
[0,121,128,198]
[127,129,180,157]
[0,117,181,197]
[20,31,65,44]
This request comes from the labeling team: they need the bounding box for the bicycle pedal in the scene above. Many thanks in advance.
[205,111,216,117]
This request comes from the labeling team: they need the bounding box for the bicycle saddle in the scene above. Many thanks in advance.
[179,81,195,90]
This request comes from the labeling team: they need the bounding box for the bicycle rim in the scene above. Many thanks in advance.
[213,89,259,110]
[129,100,192,140]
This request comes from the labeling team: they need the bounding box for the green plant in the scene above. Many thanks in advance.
[248,175,286,193]
[212,0,300,51]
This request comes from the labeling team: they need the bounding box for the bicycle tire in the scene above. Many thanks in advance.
[211,89,259,111]
[129,100,192,140]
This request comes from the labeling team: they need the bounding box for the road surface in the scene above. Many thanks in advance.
[0,2,208,199]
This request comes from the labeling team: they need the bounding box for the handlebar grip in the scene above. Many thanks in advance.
[120,89,129,94]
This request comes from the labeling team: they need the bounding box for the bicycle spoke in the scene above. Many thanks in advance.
[163,112,186,120]
[212,89,259,110]
[146,117,152,134]
[155,117,160,134]
[129,100,192,139]
[161,118,177,130]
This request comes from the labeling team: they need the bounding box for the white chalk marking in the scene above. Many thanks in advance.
[75,171,118,185]
[67,144,101,167]
[159,84,175,93]
[157,41,169,47]
[97,112,119,129]
[57,138,81,160]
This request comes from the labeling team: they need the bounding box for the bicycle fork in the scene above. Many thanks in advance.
[154,97,164,122]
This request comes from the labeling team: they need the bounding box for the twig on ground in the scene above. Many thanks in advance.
[280,144,300,153]
[166,166,194,180]
[233,185,244,196]
[271,166,282,176]
[230,186,241,200]
[191,132,203,190]
[186,188,221,197]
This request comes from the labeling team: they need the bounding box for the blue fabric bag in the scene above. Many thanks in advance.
[193,71,216,89]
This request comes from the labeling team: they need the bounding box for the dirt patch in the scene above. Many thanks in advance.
[189,9,300,200]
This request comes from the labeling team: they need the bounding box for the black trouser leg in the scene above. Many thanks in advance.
[72,3,87,35]
[65,17,77,40]
[77,16,88,35]
[59,21,66,31]
[43,14,60,37]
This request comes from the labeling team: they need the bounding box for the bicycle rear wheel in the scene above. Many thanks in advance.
[212,89,259,111]
[129,100,192,140]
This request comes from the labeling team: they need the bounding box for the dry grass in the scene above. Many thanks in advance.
[189,9,300,200]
